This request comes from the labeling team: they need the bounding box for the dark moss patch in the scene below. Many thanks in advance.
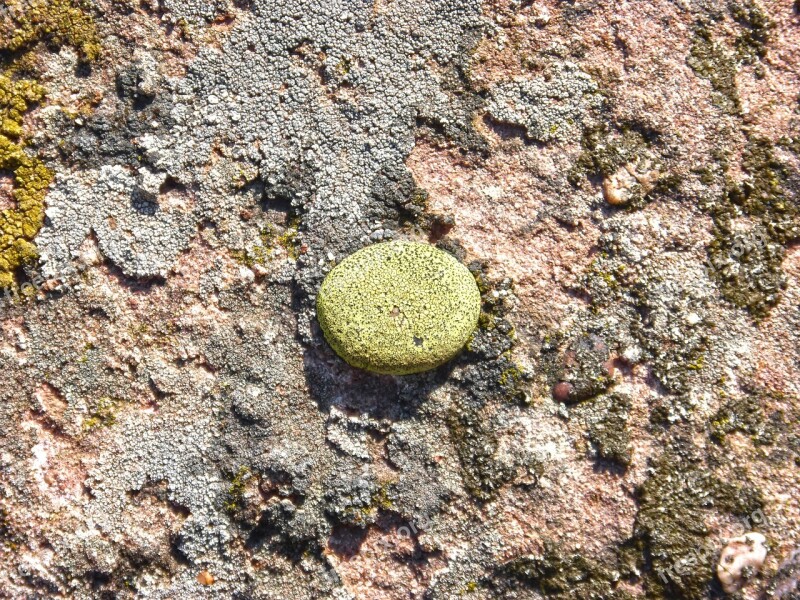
[585,393,632,467]
[0,506,22,550]
[634,446,763,598]
[444,265,528,500]
[460,339,526,405]
[727,139,798,242]
[648,394,698,428]
[495,541,634,600]
[686,0,776,167]
[370,162,427,224]
[703,138,799,318]
[569,121,674,210]
[710,394,764,444]
[571,124,650,182]
[710,386,800,465]
[446,405,513,501]
[779,135,800,155]
[460,266,527,405]
[730,0,773,71]
[687,25,741,114]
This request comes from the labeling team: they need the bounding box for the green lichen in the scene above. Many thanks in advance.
[232,220,300,266]
[0,0,100,290]
[476,311,494,330]
[498,362,522,389]
[224,466,250,514]
[316,241,481,375]
[582,255,624,307]
[686,354,705,371]
[0,73,51,289]
[371,484,395,512]
[332,482,398,528]
[461,581,479,594]
[82,396,120,431]
[76,341,94,363]
[409,188,429,210]
[335,56,352,77]
[276,220,300,260]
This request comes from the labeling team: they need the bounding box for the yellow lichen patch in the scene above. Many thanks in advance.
[0,0,100,290]
[1,0,101,62]
[0,74,51,289]
[0,73,45,139]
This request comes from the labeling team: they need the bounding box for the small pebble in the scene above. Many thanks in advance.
[717,532,767,594]
[197,570,215,585]
[552,381,574,402]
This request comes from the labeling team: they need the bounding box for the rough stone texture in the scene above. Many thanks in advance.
[486,62,601,143]
[0,0,798,598]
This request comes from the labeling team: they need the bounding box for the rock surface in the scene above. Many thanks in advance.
[0,0,798,598]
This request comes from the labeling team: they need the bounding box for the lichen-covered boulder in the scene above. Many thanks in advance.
[316,241,481,375]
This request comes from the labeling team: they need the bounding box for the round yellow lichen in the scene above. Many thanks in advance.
[316,241,481,375]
